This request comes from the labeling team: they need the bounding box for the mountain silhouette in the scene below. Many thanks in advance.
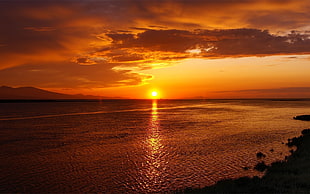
[0,86,103,99]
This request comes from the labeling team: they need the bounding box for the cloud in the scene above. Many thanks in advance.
[1,0,310,90]
[121,0,310,31]
[0,62,152,88]
[0,0,115,68]
[24,27,56,32]
[102,29,310,60]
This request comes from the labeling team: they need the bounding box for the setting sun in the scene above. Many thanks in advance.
[152,91,158,97]
[150,90,160,99]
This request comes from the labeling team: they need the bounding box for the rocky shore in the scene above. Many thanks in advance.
[183,127,310,193]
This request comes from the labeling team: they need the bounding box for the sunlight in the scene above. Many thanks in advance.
[150,90,160,99]
[139,99,166,190]
[151,100,158,116]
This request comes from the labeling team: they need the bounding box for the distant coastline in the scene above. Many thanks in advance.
[1,98,310,102]
[0,99,104,103]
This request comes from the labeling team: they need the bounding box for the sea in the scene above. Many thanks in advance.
[0,99,310,193]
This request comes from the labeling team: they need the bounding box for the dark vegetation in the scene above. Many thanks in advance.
[182,128,310,193]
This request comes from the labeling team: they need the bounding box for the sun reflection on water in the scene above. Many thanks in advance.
[149,100,160,154]
[138,100,168,192]
[151,101,158,117]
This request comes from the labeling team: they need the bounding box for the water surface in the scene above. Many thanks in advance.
[1,99,310,193]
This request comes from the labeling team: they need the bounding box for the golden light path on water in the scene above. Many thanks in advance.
[138,100,168,192]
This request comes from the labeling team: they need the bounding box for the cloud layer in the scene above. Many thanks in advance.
[1,0,310,90]
[104,29,310,61]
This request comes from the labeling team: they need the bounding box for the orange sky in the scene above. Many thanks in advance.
[0,0,310,99]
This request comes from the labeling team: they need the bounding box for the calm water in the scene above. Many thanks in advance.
[1,99,310,193]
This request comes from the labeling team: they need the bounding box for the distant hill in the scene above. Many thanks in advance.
[0,86,104,100]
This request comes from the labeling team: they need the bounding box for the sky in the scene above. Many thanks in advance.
[0,0,310,99]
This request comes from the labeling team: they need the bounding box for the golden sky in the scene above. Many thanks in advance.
[0,0,310,98]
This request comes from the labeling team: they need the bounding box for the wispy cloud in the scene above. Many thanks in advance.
[0,62,152,88]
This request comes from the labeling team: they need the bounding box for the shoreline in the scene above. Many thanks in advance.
[183,127,310,193]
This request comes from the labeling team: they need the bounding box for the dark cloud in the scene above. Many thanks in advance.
[106,29,198,52]
[136,30,197,52]
[104,29,310,59]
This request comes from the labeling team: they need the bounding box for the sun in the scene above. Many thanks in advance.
[150,90,160,99]
[152,91,158,97]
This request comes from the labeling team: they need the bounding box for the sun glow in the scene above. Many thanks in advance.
[150,90,160,99]
[152,91,158,97]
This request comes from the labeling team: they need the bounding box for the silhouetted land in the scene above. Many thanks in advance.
[182,128,310,193]
[294,115,310,121]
